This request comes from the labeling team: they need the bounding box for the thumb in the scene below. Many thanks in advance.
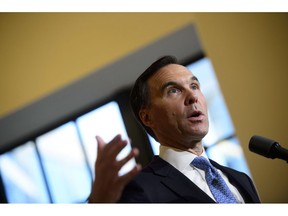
[96,135,105,152]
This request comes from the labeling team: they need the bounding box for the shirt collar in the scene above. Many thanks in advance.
[159,145,209,172]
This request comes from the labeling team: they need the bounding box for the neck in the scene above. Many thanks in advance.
[158,136,204,156]
[187,145,203,156]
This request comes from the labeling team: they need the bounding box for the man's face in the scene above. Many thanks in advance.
[140,64,209,148]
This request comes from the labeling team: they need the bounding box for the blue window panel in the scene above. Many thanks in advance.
[0,141,50,203]
[36,122,91,203]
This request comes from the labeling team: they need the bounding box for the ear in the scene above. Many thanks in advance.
[139,108,154,127]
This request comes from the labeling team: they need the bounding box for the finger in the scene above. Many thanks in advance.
[118,163,142,185]
[96,135,106,151]
[106,134,122,150]
[117,148,139,168]
[105,135,129,159]
[97,134,121,156]
[96,135,105,157]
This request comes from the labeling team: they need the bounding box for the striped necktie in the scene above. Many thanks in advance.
[191,156,238,203]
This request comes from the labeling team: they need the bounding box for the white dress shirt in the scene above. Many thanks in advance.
[159,145,245,203]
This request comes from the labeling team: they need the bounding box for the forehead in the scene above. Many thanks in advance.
[148,64,194,86]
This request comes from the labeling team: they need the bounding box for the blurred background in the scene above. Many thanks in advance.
[0,13,288,203]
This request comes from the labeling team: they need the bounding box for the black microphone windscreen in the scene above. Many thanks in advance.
[249,135,277,159]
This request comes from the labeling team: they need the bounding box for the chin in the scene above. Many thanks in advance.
[187,129,208,139]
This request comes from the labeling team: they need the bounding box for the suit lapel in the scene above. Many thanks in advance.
[150,156,215,203]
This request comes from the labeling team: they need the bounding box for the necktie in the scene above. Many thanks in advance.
[191,156,238,203]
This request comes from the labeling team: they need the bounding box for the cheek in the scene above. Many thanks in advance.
[151,104,178,124]
[164,108,183,125]
[150,99,184,124]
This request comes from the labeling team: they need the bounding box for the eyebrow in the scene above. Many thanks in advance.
[160,75,200,92]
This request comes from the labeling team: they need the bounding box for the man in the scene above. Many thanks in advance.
[89,55,261,203]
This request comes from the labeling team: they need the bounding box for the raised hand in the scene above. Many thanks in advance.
[88,134,141,203]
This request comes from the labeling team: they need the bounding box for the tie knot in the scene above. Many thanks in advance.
[191,156,211,172]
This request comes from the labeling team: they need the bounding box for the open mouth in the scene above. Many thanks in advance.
[187,111,203,121]
[190,111,201,117]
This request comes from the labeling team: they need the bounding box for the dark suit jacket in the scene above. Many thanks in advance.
[118,156,261,203]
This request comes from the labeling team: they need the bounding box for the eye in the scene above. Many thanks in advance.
[191,83,199,90]
[167,87,181,95]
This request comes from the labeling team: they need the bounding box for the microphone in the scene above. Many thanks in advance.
[249,135,288,162]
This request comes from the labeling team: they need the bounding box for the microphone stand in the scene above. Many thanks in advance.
[270,143,288,163]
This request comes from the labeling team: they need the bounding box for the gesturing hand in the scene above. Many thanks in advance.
[88,134,141,203]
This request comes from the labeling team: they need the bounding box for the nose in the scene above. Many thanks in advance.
[184,89,198,106]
